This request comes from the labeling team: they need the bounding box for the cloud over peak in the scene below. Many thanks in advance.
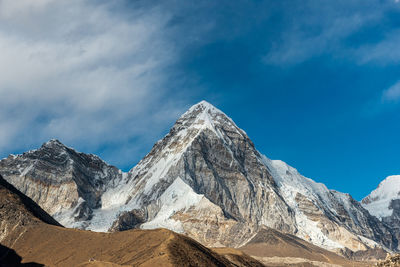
[0,0,192,167]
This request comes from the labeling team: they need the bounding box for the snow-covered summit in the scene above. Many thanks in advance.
[362,175,400,219]
[183,100,225,117]
[176,100,241,135]
[42,138,64,146]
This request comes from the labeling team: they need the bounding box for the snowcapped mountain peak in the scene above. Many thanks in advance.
[41,138,65,148]
[181,101,231,125]
[186,100,222,115]
[362,175,400,219]
[175,100,245,140]
[370,175,400,199]
[39,139,74,156]
[126,101,247,198]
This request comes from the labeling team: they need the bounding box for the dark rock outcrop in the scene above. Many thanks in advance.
[109,209,147,232]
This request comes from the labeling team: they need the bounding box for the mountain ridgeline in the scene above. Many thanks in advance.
[0,101,398,256]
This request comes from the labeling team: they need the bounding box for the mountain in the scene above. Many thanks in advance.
[0,174,264,267]
[0,101,397,255]
[362,175,400,251]
[0,139,123,228]
[262,158,396,252]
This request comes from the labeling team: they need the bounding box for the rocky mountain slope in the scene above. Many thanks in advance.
[238,227,365,267]
[262,158,395,252]
[0,139,123,228]
[0,174,61,244]
[0,174,264,267]
[0,101,398,255]
[362,175,400,251]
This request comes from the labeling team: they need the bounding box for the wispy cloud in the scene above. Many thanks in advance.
[356,30,400,65]
[264,13,367,65]
[0,0,199,167]
[263,0,400,66]
[382,81,400,102]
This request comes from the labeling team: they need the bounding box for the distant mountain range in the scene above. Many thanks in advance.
[1,101,399,259]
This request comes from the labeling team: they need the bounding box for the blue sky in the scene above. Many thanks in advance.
[1,0,399,200]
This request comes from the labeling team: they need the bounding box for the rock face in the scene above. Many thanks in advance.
[0,101,398,254]
[362,175,400,251]
[0,174,61,243]
[0,140,123,228]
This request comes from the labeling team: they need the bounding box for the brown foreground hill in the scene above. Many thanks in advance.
[238,227,370,266]
[0,174,264,267]
[5,225,266,267]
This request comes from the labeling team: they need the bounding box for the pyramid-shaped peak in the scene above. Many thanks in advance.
[180,100,233,124]
[194,100,217,109]
[187,100,224,115]
[170,100,247,140]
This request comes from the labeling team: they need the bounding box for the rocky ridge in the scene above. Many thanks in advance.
[0,139,123,228]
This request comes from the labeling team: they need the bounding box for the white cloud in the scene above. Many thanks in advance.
[0,0,194,167]
[356,30,400,64]
[382,81,400,102]
[264,13,367,65]
[263,0,400,66]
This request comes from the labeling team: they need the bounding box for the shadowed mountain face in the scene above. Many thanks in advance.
[0,101,398,255]
[0,174,62,245]
[0,244,44,267]
[0,175,61,227]
[0,174,264,267]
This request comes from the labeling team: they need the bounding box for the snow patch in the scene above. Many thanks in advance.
[141,177,204,232]
[53,197,87,229]
[20,164,34,177]
[295,212,344,250]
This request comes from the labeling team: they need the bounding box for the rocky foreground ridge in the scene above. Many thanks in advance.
[376,254,400,267]
[0,101,398,256]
